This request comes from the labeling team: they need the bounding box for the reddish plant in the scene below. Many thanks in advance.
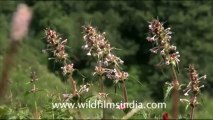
[163,112,169,120]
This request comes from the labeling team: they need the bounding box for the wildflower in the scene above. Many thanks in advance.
[29,71,39,93]
[105,53,124,65]
[184,64,206,96]
[106,69,128,82]
[62,83,91,102]
[82,25,111,58]
[94,65,105,76]
[45,29,59,45]
[146,36,156,42]
[77,83,91,95]
[147,19,180,66]
[182,64,206,119]
[11,4,32,41]
[44,29,80,98]
[147,19,180,119]
[82,25,129,102]
[160,49,166,55]
[148,20,164,34]
[30,71,38,83]
[61,64,74,76]
[44,28,72,63]
[82,25,128,81]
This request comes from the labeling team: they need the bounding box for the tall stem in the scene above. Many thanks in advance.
[190,95,195,120]
[114,67,128,103]
[0,41,19,99]
[33,84,39,119]
[67,75,83,119]
[121,82,128,103]
[171,65,179,119]
[98,75,106,119]
[99,75,104,93]
[68,75,77,96]
[34,98,38,118]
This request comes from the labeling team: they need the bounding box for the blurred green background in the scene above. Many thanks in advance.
[0,0,213,119]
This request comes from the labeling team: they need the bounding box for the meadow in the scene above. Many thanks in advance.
[0,1,213,119]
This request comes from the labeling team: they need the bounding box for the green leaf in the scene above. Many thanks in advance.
[142,110,148,119]
[180,99,190,104]
[164,82,173,101]
[185,103,190,111]
[179,84,186,90]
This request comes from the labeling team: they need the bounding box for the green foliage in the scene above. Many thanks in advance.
[164,82,173,101]
[0,105,30,119]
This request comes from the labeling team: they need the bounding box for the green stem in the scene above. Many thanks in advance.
[33,84,39,119]
[34,100,38,118]
[52,99,54,119]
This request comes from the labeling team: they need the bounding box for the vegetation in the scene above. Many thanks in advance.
[0,1,213,119]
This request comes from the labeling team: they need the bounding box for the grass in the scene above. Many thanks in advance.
[0,41,213,119]
[0,18,212,119]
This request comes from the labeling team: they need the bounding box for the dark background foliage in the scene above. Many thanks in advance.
[0,0,212,119]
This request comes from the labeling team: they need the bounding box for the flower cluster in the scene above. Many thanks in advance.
[106,68,129,82]
[184,64,206,97]
[62,83,91,102]
[82,25,128,82]
[61,63,74,76]
[45,29,68,62]
[147,19,180,66]
[29,71,39,93]
[182,64,207,110]
[44,28,74,76]
[44,28,92,100]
